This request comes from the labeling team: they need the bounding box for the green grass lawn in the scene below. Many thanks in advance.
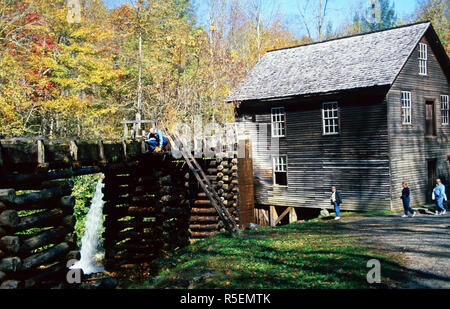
[120,215,407,289]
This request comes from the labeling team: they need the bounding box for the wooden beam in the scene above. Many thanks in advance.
[0,210,19,228]
[21,242,69,270]
[0,189,15,203]
[273,207,291,226]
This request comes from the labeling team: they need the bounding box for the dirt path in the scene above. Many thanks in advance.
[338,212,450,288]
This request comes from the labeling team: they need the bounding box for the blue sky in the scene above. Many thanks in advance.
[104,0,418,37]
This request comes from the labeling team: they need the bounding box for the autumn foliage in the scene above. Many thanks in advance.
[0,0,447,138]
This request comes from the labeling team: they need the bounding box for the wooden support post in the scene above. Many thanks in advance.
[289,207,297,224]
[270,206,278,226]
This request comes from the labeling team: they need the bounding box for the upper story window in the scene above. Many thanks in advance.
[418,43,428,76]
[401,91,412,125]
[271,107,286,137]
[441,95,449,125]
[273,156,287,186]
[322,102,339,135]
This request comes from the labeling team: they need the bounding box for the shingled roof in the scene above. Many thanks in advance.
[227,22,431,102]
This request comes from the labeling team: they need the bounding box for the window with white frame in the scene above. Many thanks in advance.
[441,95,449,125]
[322,102,339,135]
[271,107,286,137]
[419,43,428,75]
[401,91,412,125]
[273,156,287,186]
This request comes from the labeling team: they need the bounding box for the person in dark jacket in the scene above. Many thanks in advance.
[400,182,416,218]
[147,128,168,152]
[330,186,343,220]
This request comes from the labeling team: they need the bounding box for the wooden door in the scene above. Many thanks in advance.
[425,101,436,136]
[427,159,437,203]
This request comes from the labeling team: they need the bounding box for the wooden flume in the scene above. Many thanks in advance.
[0,136,243,288]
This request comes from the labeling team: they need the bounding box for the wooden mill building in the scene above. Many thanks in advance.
[228,22,450,219]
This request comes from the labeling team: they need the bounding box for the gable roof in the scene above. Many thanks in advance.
[227,22,433,102]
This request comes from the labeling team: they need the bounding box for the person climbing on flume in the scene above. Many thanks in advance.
[432,179,447,216]
[147,127,169,152]
[330,186,343,220]
[400,182,416,218]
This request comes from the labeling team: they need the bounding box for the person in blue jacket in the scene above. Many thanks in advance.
[147,128,168,152]
[330,186,343,220]
[400,182,415,218]
[432,179,447,216]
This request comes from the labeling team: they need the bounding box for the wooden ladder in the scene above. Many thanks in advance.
[165,133,239,236]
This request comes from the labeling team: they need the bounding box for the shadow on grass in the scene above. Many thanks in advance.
[120,221,409,289]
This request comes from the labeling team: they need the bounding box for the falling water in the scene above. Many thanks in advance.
[72,176,105,275]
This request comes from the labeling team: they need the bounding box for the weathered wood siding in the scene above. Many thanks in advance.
[236,88,392,211]
[387,32,450,209]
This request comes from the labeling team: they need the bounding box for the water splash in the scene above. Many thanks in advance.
[72,176,105,275]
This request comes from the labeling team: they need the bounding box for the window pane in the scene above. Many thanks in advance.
[442,95,449,125]
[401,92,412,124]
[271,107,286,137]
[322,102,339,134]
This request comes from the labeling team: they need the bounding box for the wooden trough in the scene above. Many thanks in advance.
[0,137,243,288]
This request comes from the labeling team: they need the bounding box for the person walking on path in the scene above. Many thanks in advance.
[330,186,343,220]
[433,179,447,216]
[400,182,416,218]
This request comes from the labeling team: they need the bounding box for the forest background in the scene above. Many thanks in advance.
[0,0,448,139]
